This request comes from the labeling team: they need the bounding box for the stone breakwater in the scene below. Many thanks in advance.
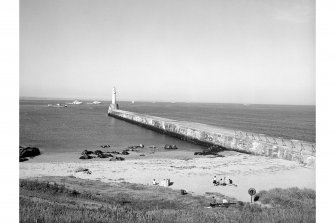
[108,106,315,165]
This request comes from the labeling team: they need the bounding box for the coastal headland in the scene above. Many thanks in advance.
[20,146,315,222]
[19,100,316,222]
[20,176,315,223]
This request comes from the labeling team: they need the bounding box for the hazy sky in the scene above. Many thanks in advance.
[20,0,315,105]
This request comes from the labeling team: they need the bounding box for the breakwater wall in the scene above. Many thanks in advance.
[108,106,315,165]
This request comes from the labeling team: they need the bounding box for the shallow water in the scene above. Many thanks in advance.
[20,100,205,153]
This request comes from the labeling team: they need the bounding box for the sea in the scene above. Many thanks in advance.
[20,100,315,154]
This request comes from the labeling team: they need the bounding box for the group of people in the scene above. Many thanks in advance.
[212,176,236,186]
[152,179,158,185]
[152,175,236,190]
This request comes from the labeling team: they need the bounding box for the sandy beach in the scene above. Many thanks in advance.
[20,149,315,202]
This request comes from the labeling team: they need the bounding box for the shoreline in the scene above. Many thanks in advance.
[20,149,315,202]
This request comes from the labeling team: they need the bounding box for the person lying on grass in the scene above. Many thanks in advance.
[227,179,238,187]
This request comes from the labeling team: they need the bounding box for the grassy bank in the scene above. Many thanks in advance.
[19,176,315,223]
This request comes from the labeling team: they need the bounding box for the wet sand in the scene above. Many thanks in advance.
[20,149,315,202]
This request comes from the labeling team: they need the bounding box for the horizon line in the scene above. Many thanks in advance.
[19,96,316,106]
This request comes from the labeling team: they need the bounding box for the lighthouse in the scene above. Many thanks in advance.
[109,87,119,111]
[112,87,116,105]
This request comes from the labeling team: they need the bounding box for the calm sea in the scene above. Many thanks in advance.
[20,100,315,154]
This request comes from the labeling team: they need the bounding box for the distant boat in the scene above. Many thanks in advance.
[131,101,135,104]
[48,103,67,108]
[67,100,83,105]
[87,100,102,104]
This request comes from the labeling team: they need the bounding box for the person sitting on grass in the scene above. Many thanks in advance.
[221,177,227,186]
[212,176,217,185]
[210,196,217,207]
[219,178,223,185]
[152,179,157,185]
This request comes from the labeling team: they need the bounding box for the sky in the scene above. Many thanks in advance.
[20,0,315,105]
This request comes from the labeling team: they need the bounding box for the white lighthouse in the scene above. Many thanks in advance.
[112,87,116,105]
[108,86,119,112]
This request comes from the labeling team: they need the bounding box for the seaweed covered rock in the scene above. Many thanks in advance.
[194,145,224,156]
[122,150,130,155]
[79,154,93,159]
[80,149,115,159]
[97,153,112,158]
[94,150,103,155]
[81,150,94,156]
[94,150,110,158]
[19,157,29,162]
[20,146,41,159]
[207,145,223,153]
